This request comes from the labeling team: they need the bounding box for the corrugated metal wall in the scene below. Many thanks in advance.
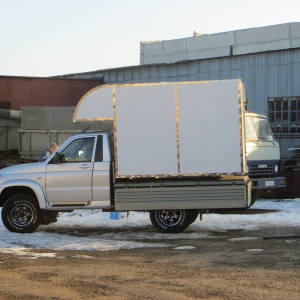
[63,48,300,116]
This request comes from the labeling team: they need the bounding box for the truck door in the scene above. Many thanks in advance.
[45,137,96,206]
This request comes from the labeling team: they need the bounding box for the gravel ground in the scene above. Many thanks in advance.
[0,225,299,300]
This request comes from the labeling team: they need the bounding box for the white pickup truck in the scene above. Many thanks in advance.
[0,80,251,234]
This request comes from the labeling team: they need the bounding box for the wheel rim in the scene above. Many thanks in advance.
[157,210,183,227]
[11,203,34,227]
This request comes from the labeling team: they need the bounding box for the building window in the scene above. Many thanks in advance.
[268,97,300,136]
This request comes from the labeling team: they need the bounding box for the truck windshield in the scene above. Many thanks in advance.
[245,116,274,142]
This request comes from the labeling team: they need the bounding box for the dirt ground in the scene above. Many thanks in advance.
[0,223,299,300]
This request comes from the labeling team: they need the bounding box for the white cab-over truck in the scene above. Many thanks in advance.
[245,112,285,203]
[0,80,251,234]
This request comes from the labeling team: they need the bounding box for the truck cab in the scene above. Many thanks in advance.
[245,112,285,196]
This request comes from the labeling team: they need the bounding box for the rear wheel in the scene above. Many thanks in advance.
[1,194,41,233]
[150,209,191,233]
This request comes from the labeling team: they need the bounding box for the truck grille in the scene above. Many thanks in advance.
[248,165,274,176]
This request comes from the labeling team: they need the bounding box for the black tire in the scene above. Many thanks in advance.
[149,209,191,233]
[187,209,199,225]
[1,194,41,233]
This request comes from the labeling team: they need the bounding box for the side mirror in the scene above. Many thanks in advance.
[54,152,60,164]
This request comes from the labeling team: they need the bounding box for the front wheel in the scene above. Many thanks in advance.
[1,194,41,233]
[149,209,191,233]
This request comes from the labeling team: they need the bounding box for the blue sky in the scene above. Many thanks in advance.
[1,0,299,77]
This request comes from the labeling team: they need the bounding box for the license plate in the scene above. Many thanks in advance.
[259,164,268,168]
[265,181,275,187]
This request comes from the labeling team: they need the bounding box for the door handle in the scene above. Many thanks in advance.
[79,164,91,169]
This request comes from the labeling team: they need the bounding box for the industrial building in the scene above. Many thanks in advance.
[0,76,103,110]
[0,76,103,156]
[1,23,299,154]
[61,22,300,154]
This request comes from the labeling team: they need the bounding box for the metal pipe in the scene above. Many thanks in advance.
[0,109,21,120]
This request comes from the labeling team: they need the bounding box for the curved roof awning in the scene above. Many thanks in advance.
[73,85,114,122]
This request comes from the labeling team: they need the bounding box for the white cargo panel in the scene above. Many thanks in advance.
[74,80,246,178]
[115,85,178,176]
[177,81,242,174]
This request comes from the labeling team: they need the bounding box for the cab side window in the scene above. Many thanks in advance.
[60,137,95,163]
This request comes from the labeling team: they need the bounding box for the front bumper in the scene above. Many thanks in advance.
[251,177,286,190]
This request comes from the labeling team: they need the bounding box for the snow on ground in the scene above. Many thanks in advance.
[0,199,299,258]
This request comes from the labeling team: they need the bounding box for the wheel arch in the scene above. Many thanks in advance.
[0,181,46,209]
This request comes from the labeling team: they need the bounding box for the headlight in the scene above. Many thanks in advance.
[274,165,278,172]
